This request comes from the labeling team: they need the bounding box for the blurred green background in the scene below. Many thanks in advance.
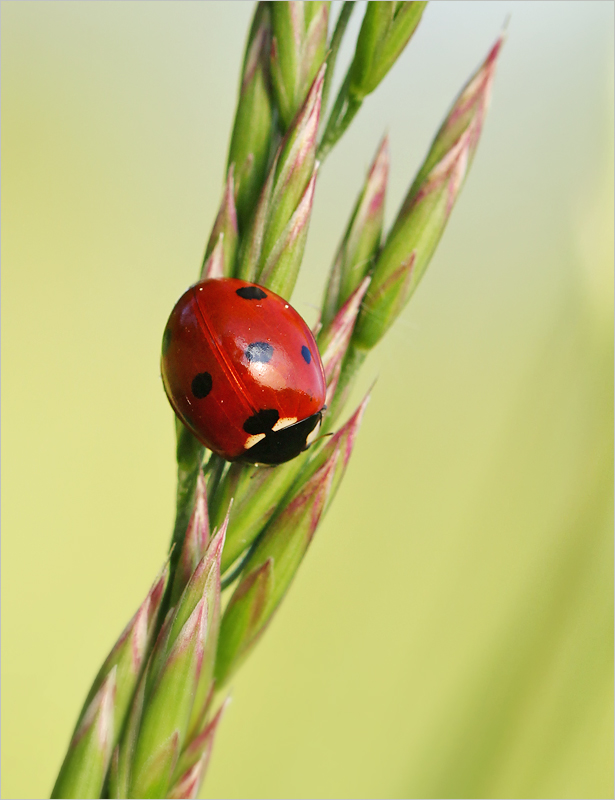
[2,2,613,798]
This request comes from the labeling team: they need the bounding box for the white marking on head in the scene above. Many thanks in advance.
[244,433,266,449]
[272,416,298,432]
[306,413,323,445]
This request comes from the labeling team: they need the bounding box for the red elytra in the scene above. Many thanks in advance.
[161,278,326,464]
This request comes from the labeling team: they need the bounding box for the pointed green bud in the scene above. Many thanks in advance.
[130,730,181,800]
[270,2,329,131]
[269,5,303,127]
[215,455,338,685]
[239,64,324,296]
[170,471,210,607]
[265,64,323,258]
[302,390,370,511]
[321,136,388,327]
[353,35,503,350]
[214,558,274,687]
[167,761,203,800]
[186,523,228,739]
[235,154,277,284]
[202,234,225,280]
[399,34,504,216]
[123,525,226,797]
[168,527,224,658]
[319,2,425,158]
[108,672,144,798]
[257,166,318,297]
[352,250,416,350]
[83,563,168,738]
[201,166,238,278]
[128,600,207,798]
[150,523,226,693]
[53,563,169,798]
[51,668,116,799]
[140,605,176,709]
[318,275,371,402]
[349,2,426,98]
[228,3,276,231]
[170,700,230,798]
[213,455,309,575]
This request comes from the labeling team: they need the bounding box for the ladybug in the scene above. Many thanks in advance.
[161,277,326,465]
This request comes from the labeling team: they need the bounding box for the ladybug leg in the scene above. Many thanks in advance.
[302,430,334,452]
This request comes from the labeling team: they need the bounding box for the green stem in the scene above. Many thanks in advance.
[321,2,355,116]
[318,71,363,162]
[169,425,204,569]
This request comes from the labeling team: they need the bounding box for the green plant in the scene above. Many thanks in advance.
[51,3,502,797]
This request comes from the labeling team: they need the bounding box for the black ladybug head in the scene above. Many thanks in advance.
[239,410,322,465]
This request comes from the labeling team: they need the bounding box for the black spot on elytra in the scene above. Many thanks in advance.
[162,326,172,355]
[243,408,279,435]
[236,285,267,300]
[301,345,311,364]
[245,341,273,363]
[191,372,212,399]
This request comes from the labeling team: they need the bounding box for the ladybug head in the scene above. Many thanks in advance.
[239,410,323,465]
